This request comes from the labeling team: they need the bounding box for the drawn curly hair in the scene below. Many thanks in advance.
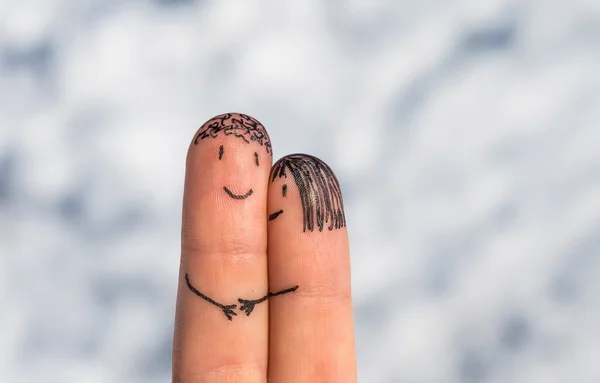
[271,154,346,232]
[194,113,272,155]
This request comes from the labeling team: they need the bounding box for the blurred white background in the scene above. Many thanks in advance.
[1,0,600,382]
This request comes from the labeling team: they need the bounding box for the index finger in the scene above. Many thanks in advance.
[266,154,357,382]
[172,113,272,382]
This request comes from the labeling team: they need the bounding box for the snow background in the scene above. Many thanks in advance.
[1,0,600,382]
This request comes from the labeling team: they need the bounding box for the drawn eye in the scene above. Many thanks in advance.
[218,145,224,160]
[282,184,287,197]
[254,152,259,167]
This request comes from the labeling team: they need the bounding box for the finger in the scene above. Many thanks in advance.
[173,113,273,382]
[266,154,357,382]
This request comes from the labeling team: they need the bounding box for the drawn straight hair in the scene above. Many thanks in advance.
[271,154,346,232]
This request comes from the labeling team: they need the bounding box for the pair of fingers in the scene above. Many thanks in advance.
[172,113,357,382]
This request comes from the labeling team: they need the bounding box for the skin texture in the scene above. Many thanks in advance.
[173,113,357,382]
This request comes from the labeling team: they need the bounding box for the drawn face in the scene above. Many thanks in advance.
[193,113,272,201]
[268,154,346,232]
[268,183,286,221]
[219,144,260,200]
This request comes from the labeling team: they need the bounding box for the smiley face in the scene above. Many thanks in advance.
[193,113,272,201]
[218,144,260,200]
[268,154,346,232]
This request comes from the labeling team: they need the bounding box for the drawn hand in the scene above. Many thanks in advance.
[220,304,238,321]
[173,113,357,382]
[237,298,259,316]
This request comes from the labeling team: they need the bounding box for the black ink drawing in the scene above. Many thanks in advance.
[268,210,284,221]
[185,273,238,320]
[194,113,272,155]
[269,154,346,232]
[223,186,253,200]
[238,285,299,316]
[194,113,271,200]
[185,273,298,320]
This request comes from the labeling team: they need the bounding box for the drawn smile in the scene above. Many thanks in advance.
[223,186,253,200]
[268,210,284,221]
